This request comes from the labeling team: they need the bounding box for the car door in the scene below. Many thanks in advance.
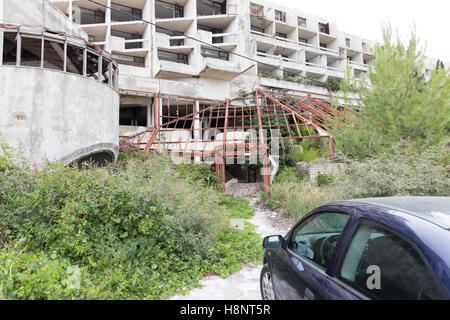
[269,211,351,300]
[320,219,446,300]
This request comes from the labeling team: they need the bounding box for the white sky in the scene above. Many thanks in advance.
[276,0,450,63]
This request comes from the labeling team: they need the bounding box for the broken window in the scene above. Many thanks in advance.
[43,39,64,71]
[111,2,142,22]
[201,48,229,60]
[197,0,226,16]
[158,50,188,64]
[2,32,18,65]
[20,36,42,67]
[86,50,100,79]
[120,106,148,126]
[66,44,84,75]
[155,0,184,19]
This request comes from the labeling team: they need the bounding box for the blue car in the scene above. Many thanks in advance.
[260,197,450,300]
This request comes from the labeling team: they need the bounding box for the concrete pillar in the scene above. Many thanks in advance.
[68,0,73,21]
[105,0,112,52]
[147,99,153,127]
[98,54,103,82]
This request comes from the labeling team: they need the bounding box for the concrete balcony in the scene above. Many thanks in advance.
[305,62,326,78]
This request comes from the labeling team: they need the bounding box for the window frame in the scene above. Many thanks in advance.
[334,218,446,300]
[286,210,352,273]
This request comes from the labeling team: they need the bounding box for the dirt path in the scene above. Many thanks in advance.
[170,183,293,301]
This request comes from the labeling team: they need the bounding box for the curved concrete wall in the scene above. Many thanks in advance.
[0,66,119,165]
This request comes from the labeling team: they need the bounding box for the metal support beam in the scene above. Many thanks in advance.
[82,48,87,76]
[97,54,102,82]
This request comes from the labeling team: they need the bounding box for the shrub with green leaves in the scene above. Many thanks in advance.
[0,145,263,299]
[333,27,450,160]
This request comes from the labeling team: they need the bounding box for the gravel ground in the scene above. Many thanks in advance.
[170,183,293,301]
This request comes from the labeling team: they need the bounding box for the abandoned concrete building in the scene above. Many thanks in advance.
[0,0,442,190]
[0,0,120,165]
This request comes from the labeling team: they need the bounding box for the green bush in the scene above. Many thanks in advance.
[264,141,449,218]
[334,142,450,198]
[0,145,263,299]
[316,172,335,186]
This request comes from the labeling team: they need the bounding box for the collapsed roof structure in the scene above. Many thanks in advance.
[123,89,343,194]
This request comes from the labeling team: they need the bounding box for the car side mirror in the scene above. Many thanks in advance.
[263,235,284,249]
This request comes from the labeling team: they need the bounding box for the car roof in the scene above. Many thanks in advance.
[329,197,450,230]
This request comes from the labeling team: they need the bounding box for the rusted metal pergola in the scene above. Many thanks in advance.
[123,89,343,195]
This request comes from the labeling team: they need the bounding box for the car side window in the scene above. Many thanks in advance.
[339,221,443,300]
[288,212,350,270]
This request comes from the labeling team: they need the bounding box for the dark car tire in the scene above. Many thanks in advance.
[260,263,277,300]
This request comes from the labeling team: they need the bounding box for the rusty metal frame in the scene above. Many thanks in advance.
[121,89,344,195]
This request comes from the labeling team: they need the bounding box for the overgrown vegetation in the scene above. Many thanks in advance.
[335,27,450,160]
[263,26,450,219]
[0,143,263,299]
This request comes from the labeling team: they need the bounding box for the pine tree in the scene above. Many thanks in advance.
[332,26,450,160]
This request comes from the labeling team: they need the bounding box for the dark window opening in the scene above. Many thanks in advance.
[197,0,226,16]
[155,0,184,19]
[112,53,145,67]
[276,32,287,39]
[163,104,194,127]
[86,51,100,79]
[66,45,84,75]
[21,37,42,67]
[299,38,308,44]
[319,23,329,34]
[44,40,64,71]
[120,106,148,126]
[320,43,327,48]
[251,25,265,33]
[80,7,105,24]
[346,38,351,47]
[2,32,18,65]
[111,3,142,22]
[201,47,229,60]
[158,50,189,64]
